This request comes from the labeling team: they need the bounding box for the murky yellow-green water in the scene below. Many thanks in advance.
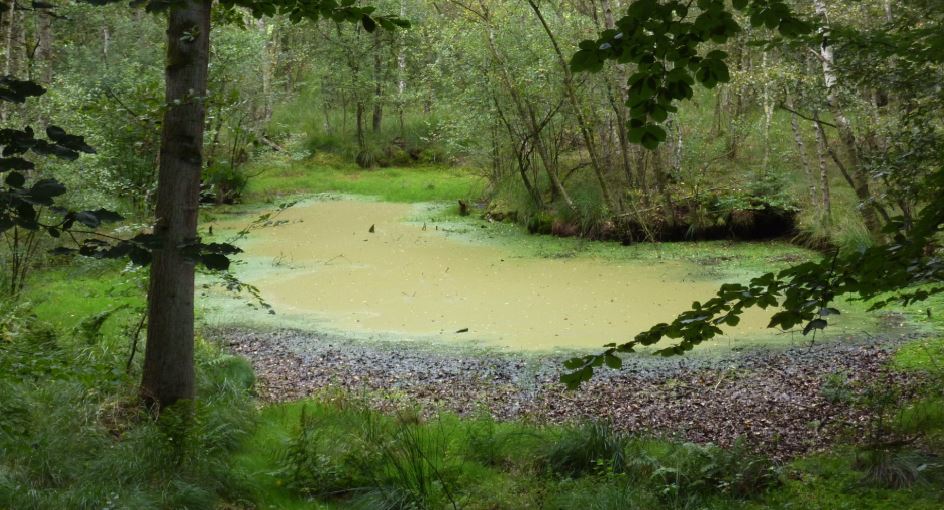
[211,199,773,351]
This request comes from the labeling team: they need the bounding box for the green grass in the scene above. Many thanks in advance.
[21,259,145,340]
[228,396,944,510]
[893,293,944,371]
[751,453,944,510]
[894,336,944,372]
[232,399,537,509]
[0,295,257,510]
[243,154,486,204]
[231,402,337,510]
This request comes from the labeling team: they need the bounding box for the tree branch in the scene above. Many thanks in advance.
[778,102,838,128]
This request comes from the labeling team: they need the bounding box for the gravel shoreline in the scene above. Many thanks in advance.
[218,327,923,459]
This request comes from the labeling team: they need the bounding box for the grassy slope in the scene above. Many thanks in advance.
[1,260,260,509]
[893,294,944,371]
[23,260,145,336]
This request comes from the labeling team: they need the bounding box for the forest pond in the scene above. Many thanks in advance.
[210,199,776,351]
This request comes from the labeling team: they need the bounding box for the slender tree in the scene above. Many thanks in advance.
[785,94,817,206]
[812,0,880,233]
[527,0,615,214]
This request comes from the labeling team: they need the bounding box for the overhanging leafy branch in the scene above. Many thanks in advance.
[570,0,810,149]
[1,76,244,279]
[562,168,944,388]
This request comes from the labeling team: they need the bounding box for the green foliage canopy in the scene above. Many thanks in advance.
[561,0,944,387]
[570,0,810,149]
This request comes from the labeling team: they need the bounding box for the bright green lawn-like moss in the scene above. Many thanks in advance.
[243,157,486,204]
[22,259,145,339]
[895,336,944,372]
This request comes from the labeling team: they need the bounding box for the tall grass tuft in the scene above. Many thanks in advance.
[280,401,462,509]
[462,414,542,468]
[621,439,780,502]
[543,422,629,477]
[855,449,941,489]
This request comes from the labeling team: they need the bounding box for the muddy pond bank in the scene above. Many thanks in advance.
[218,326,924,460]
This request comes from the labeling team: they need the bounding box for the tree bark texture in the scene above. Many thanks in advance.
[786,95,817,205]
[141,0,211,409]
[813,0,880,233]
[813,112,833,227]
[372,30,383,134]
[37,10,53,84]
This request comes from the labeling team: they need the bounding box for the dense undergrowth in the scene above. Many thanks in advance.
[0,296,257,509]
[266,87,874,253]
[237,396,944,510]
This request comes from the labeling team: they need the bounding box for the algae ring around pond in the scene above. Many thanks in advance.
[206,198,778,352]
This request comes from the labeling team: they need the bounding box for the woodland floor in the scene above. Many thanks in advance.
[219,326,926,461]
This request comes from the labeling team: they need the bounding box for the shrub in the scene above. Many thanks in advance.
[203,163,249,204]
[368,422,460,509]
[198,353,255,393]
[623,440,780,502]
[279,406,373,497]
[543,422,629,478]
[855,448,941,489]
[279,403,462,509]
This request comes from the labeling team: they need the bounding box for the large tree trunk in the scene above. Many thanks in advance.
[141,0,211,409]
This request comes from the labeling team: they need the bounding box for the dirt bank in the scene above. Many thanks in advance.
[217,327,924,460]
